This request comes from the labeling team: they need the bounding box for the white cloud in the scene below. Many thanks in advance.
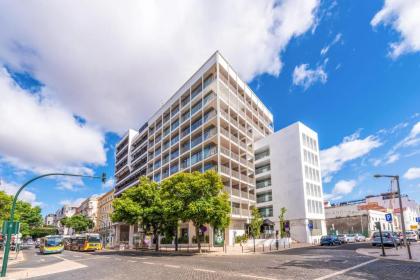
[371,0,420,58]
[0,0,320,134]
[59,197,86,207]
[320,131,382,182]
[404,167,420,180]
[0,179,41,206]
[0,68,106,173]
[388,121,420,154]
[324,179,356,201]
[292,64,327,90]
[320,33,342,56]
[385,153,400,164]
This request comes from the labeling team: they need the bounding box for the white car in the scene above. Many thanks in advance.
[345,234,356,243]
[354,234,366,242]
[405,231,418,242]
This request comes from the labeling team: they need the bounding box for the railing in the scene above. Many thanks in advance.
[256,166,271,175]
[249,194,256,201]
[241,209,250,216]
[224,186,231,193]
[241,191,248,199]
[232,207,241,215]
[256,180,271,189]
[232,188,240,196]
[255,150,270,161]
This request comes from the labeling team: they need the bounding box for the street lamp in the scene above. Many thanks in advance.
[373,174,412,260]
[1,172,106,277]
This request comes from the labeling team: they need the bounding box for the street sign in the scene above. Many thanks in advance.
[308,223,313,231]
[416,217,420,223]
[2,221,20,235]
[385,213,392,222]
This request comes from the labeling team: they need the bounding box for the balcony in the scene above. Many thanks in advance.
[232,207,241,215]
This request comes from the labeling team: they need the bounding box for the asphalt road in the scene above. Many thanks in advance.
[7,243,420,280]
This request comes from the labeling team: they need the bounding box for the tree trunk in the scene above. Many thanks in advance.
[253,237,256,253]
[154,229,159,251]
[196,226,201,253]
[174,224,178,251]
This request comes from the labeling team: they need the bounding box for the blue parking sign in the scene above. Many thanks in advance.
[385,213,392,222]
[416,217,420,223]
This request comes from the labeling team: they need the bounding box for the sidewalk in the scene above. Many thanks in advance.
[0,250,25,267]
[356,243,420,262]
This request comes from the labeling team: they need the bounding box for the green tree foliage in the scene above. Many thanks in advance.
[278,207,287,238]
[0,190,43,237]
[112,171,231,253]
[61,214,94,233]
[112,177,164,251]
[30,226,59,239]
[180,171,230,253]
[249,207,263,252]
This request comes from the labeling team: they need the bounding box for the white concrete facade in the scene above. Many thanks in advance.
[55,205,77,235]
[254,122,326,243]
[113,51,274,246]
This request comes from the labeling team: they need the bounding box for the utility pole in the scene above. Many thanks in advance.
[374,174,412,260]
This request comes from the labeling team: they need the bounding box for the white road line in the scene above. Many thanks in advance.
[193,268,216,273]
[314,259,379,280]
[142,261,156,265]
[135,257,149,260]
[164,264,180,268]
[128,260,137,263]
[239,275,278,280]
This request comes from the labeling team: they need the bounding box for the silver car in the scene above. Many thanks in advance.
[371,231,400,247]
[354,234,366,242]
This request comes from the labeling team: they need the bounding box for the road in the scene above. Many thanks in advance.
[5,243,420,280]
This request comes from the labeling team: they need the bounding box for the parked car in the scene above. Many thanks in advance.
[320,235,341,246]
[405,231,418,242]
[345,234,356,243]
[371,231,400,247]
[354,234,366,242]
[337,234,348,244]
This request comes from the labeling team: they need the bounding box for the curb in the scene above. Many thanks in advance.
[355,247,420,263]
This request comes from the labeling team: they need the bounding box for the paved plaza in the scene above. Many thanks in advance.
[2,243,420,280]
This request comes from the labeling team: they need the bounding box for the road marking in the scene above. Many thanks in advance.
[128,260,137,263]
[193,268,216,273]
[164,264,180,268]
[142,261,156,265]
[314,259,379,280]
[135,257,149,260]
[239,275,278,280]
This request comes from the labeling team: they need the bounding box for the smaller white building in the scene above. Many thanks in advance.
[55,205,78,235]
[254,122,326,243]
[324,202,398,237]
[77,195,100,231]
[44,213,56,226]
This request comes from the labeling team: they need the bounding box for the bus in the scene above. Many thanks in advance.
[68,233,102,252]
[39,235,64,254]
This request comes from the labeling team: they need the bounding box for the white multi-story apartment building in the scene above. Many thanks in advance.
[254,122,326,243]
[77,195,100,231]
[55,205,77,235]
[44,213,56,226]
[114,51,273,246]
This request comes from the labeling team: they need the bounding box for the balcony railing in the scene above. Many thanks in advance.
[232,207,241,215]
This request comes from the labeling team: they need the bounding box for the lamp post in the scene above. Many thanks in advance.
[373,174,412,260]
[1,172,106,277]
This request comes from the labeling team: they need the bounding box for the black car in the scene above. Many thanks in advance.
[320,235,341,246]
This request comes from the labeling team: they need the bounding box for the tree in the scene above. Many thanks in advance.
[112,177,164,251]
[30,226,59,239]
[249,207,263,253]
[61,214,94,233]
[182,171,230,253]
[0,191,43,237]
[279,207,287,238]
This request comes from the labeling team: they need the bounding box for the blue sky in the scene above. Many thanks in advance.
[0,0,419,216]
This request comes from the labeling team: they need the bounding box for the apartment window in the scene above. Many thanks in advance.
[171,106,179,117]
[181,110,190,122]
[258,206,273,218]
[203,74,213,88]
[191,100,202,116]
[170,163,179,174]
[256,191,272,203]
[256,178,271,189]
[171,119,179,131]
[169,150,179,161]
[256,164,270,174]
[154,173,161,182]
[171,134,179,145]
[191,83,202,99]
[255,149,270,161]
